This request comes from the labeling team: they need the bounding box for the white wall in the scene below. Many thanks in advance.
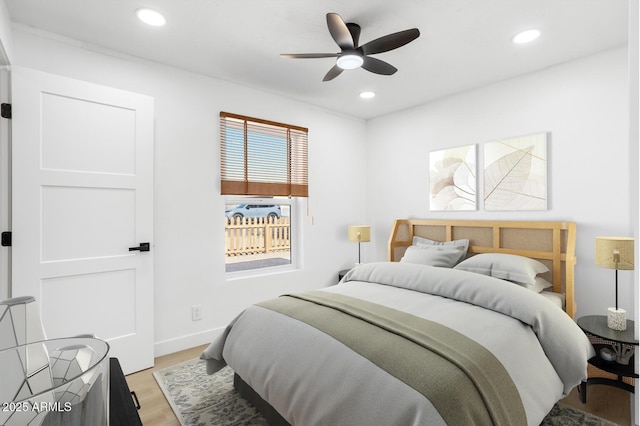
[11,28,368,355]
[366,47,631,319]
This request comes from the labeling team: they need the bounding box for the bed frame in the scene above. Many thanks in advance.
[388,219,577,318]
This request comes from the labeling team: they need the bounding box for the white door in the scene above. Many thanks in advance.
[11,67,154,374]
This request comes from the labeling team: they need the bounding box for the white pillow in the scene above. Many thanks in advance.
[400,245,466,268]
[514,276,553,293]
[453,253,549,285]
[412,236,469,265]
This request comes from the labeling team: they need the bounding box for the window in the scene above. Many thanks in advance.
[224,197,294,273]
[220,112,307,274]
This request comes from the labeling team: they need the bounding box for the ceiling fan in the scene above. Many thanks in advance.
[281,13,420,82]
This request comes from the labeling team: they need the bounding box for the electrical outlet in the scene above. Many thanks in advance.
[192,305,202,321]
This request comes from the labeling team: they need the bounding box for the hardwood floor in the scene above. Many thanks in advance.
[562,385,631,426]
[125,344,208,425]
[126,345,632,426]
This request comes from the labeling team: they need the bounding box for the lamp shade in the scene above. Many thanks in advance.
[595,237,634,270]
[348,225,370,243]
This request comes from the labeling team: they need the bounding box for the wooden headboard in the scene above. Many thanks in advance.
[388,219,577,318]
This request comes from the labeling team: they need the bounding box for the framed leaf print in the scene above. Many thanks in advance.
[483,132,547,211]
[429,144,477,211]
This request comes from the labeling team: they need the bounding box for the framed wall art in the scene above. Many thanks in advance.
[483,132,548,211]
[429,144,477,211]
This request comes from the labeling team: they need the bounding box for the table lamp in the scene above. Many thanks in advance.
[595,236,634,331]
[348,225,370,265]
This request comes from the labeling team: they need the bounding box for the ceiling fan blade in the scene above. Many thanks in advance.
[346,23,361,47]
[360,28,420,55]
[327,13,354,50]
[361,56,397,75]
[281,53,339,59]
[323,64,344,81]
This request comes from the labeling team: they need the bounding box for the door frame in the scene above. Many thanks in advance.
[0,66,10,301]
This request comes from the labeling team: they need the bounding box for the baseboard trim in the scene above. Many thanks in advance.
[154,327,225,357]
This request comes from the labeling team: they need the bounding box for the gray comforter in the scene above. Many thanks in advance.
[201,262,595,426]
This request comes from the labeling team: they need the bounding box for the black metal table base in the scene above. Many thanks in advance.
[580,376,635,403]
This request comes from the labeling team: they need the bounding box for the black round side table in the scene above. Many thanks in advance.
[576,315,638,403]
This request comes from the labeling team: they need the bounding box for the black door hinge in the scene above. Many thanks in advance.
[1,103,11,119]
[1,231,11,247]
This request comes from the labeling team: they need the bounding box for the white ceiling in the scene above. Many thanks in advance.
[4,0,629,119]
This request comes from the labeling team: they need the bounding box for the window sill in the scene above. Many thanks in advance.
[225,264,299,281]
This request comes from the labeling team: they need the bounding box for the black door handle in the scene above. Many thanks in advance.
[129,242,150,252]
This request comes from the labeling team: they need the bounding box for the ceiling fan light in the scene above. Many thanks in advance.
[337,54,364,70]
[136,8,166,26]
[512,29,540,44]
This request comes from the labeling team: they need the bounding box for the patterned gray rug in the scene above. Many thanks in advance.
[154,358,618,426]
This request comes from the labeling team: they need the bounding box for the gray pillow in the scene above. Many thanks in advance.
[453,253,549,285]
[412,236,469,265]
[401,245,465,268]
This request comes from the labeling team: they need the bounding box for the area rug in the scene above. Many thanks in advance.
[154,358,618,426]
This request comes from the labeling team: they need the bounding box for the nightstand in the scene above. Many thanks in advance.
[577,315,638,403]
[338,269,351,282]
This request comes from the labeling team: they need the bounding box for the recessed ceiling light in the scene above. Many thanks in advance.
[336,54,364,70]
[512,29,540,44]
[360,91,376,99]
[136,8,166,26]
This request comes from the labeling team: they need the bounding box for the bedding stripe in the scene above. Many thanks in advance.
[257,290,526,426]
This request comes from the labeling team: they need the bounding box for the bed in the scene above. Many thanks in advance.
[201,220,595,425]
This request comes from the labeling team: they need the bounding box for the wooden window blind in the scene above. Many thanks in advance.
[220,112,308,197]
